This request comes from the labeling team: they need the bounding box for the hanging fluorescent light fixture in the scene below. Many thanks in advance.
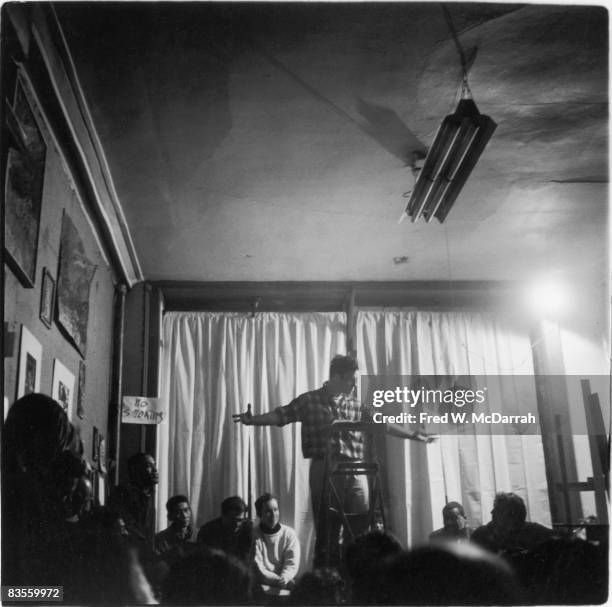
[401,5,497,224]
[401,98,496,223]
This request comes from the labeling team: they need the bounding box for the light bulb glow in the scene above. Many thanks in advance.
[525,280,570,317]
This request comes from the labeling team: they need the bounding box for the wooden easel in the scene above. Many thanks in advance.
[555,379,609,526]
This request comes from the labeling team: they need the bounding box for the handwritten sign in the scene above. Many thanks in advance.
[122,396,166,424]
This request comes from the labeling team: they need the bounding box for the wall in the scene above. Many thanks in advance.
[3,12,118,477]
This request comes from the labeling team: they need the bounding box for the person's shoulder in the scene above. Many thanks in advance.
[298,386,326,401]
[198,517,221,535]
[429,527,446,540]
[287,387,326,409]
[471,522,493,540]
[524,521,554,536]
[155,526,173,542]
[110,482,128,494]
[109,482,130,504]
[280,523,298,538]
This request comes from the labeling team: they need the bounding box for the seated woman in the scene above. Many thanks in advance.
[253,492,300,597]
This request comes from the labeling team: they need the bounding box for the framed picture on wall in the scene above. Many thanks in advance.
[4,76,47,288]
[56,211,97,357]
[98,435,107,473]
[97,474,106,507]
[16,325,42,399]
[92,426,99,463]
[76,360,86,419]
[40,267,55,328]
[51,359,75,419]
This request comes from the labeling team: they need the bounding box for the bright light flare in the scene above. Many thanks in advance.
[525,280,571,318]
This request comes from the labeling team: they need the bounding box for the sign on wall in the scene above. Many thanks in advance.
[122,396,166,424]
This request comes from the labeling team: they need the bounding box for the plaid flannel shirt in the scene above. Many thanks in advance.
[275,383,372,459]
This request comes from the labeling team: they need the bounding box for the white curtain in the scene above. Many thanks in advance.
[157,311,347,571]
[356,309,551,548]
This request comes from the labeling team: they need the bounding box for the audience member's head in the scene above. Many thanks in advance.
[221,495,247,533]
[3,393,79,478]
[491,492,526,532]
[255,492,279,530]
[163,547,254,604]
[291,568,344,605]
[379,543,519,605]
[345,530,403,603]
[525,537,608,604]
[442,501,468,533]
[127,453,159,490]
[2,394,93,591]
[166,494,191,530]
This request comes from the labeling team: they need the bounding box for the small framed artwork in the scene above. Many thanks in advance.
[98,435,107,473]
[76,360,86,419]
[56,212,97,357]
[16,325,42,398]
[92,426,99,464]
[40,267,55,328]
[97,474,106,507]
[51,359,75,419]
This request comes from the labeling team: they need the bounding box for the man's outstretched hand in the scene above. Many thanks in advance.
[232,404,253,425]
[415,431,437,443]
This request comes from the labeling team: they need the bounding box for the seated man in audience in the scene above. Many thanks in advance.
[471,492,553,556]
[155,494,197,567]
[429,501,471,544]
[109,453,159,551]
[253,492,300,597]
[197,495,253,562]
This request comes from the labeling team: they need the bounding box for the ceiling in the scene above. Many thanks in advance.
[55,2,608,288]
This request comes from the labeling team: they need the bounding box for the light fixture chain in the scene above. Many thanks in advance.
[442,5,472,99]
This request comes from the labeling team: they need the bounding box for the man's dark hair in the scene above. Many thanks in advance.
[166,494,189,515]
[221,495,246,516]
[493,492,527,524]
[290,567,344,605]
[127,452,153,479]
[329,355,358,378]
[443,501,465,519]
[255,492,276,518]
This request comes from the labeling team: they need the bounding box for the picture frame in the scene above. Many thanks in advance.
[76,360,86,419]
[4,77,47,288]
[98,435,107,473]
[40,267,55,328]
[92,426,99,463]
[51,359,75,419]
[56,212,97,357]
[16,325,42,399]
[97,473,106,507]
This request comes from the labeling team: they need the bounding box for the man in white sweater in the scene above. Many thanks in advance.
[253,493,300,597]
